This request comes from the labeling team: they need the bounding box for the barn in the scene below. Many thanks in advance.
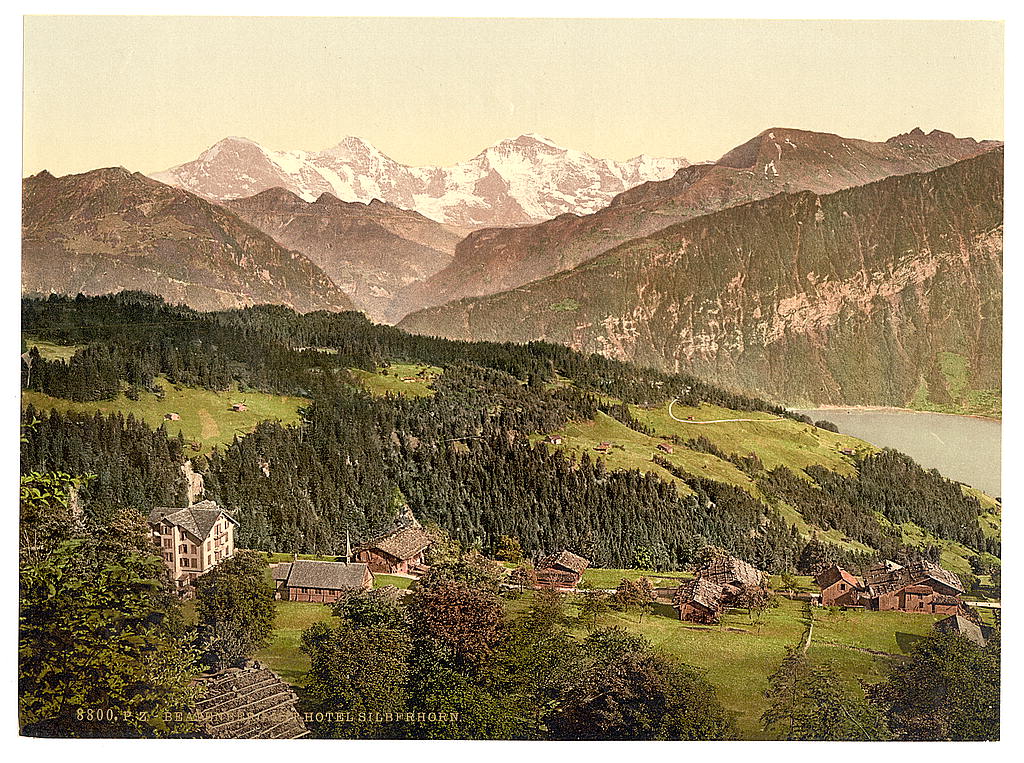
[535,550,591,590]
[673,576,725,623]
[270,559,372,603]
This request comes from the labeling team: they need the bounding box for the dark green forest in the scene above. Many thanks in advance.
[21,292,997,572]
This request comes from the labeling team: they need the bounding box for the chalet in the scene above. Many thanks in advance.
[149,500,238,589]
[673,577,725,623]
[270,559,372,603]
[698,552,766,598]
[401,377,417,383]
[839,448,857,456]
[860,559,964,614]
[165,412,181,421]
[816,559,964,614]
[545,435,564,445]
[934,613,994,647]
[355,524,432,574]
[815,565,865,608]
[192,660,308,738]
[535,550,591,590]
[230,402,248,412]
[594,441,611,453]
[657,442,674,454]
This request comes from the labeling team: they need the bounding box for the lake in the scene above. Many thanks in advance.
[792,408,1001,498]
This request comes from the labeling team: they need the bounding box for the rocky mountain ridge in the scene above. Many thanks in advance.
[22,168,354,314]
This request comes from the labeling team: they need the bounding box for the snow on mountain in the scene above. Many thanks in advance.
[150,135,689,227]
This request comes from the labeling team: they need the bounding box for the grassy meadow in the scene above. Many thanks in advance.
[22,378,308,454]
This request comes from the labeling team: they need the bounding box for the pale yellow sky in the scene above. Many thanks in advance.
[23,17,1003,176]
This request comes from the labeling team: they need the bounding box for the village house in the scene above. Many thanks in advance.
[699,552,766,596]
[270,559,372,603]
[354,524,432,575]
[535,550,591,590]
[815,565,865,608]
[673,576,725,623]
[860,559,964,614]
[192,660,308,738]
[149,500,238,589]
[815,559,965,614]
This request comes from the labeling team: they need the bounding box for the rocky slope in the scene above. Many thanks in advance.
[399,150,1003,409]
[224,189,461,321]
[395,128,1000,320]
[22,168,354,314]
[151,134,688,228]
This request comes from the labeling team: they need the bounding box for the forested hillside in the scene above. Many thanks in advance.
[21,293,999,575]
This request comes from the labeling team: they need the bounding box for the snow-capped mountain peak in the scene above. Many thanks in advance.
[150,135,689,227]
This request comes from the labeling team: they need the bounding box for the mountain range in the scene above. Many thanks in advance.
[151,134,689,228]
[22,126,1003,411]
[394,128,1001,320]
[223,189,462,321]
[399,149,1003,411]
[22,168,353,314]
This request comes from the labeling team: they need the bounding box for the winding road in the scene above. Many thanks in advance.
[668,399,787,425]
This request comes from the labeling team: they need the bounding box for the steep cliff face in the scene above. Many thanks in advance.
[394,128,999,321]
[224,189,461,321]
[22,168,354,314]
[400,150,1003,411]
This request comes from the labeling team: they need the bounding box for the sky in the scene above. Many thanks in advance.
[23,17,1004,176]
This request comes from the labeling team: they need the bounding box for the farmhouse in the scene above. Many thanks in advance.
[698,552,766,594]
[674,576,725,623]
[192,660,308,738]
[860,559,964,614]
[355,524,432,574]
[270,559,372,603]
[535,550,591,590]
[815,559,965,614]
[657,442,674,454]
[594,441,611,453]
[165,412,181,421]
[934,612,994,647]
[149,500,238,589]
[545,435,563,445]
[230,402,248,412]
[815,565,865,608]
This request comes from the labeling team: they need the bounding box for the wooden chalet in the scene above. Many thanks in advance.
[860,559,964,614]
[354,524,432,575]
[673,576,725,623]
[545,435,564,445]
[270,559,372,603]
[934,613,994,647]
[815,559,964,614]
[165,412,181,421]
[230,402,248,412]
[815,565,865,608]
[535,550,591,590]
[657,442,674,454]
[192,661,308,738]
[594,441,611,453]
[698,552,766,598]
